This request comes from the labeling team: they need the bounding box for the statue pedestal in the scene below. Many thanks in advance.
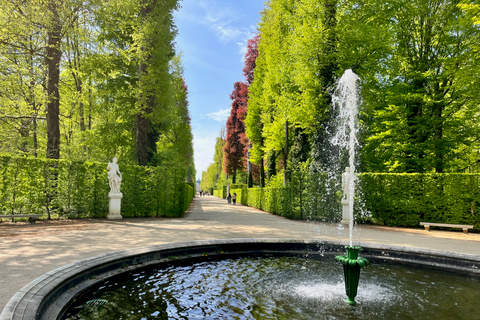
[108,193,123,219]
[341,198,350,225]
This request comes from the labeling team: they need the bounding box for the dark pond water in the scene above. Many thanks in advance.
[62,256,480,320]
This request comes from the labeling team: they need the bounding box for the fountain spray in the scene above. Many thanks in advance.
[331,69,369,305]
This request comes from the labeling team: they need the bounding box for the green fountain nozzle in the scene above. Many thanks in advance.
[346,246,360,259]
[335,246,370,305]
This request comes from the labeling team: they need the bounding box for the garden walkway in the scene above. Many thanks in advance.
[0,194,479,311]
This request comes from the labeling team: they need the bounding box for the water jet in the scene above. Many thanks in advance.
[331,69,370,304]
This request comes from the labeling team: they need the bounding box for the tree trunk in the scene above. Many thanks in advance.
[33,116,38,158]
[136,1,154,166]
[46,0,62,159]
[311,0,338,171]
[247,145,253,188]
[405,75,428,173]
[78,87,85,132]
[283,119,289,186]
[88,79,92,130]
[433,102,444,173]
[136,112,150,166]
[260,157,265,188]
[266,150,276,179]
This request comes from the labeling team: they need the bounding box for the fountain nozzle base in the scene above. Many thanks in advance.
[335,246,370,305]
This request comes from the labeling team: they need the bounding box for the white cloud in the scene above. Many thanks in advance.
[193,133,218,180]
[198,2,254,44]
[176,1,257,61]
[237,24,258,62]
[204,108,231,122]
[215,24,245,42]
[238,40,248,63]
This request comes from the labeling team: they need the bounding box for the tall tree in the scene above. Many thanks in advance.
[201,131,226,191]
[154,54,194,179]
[0,0,46,157]
[246,0,479,177]
[246,0,294,185]
[242,34,261,187]
[359,0,480,173]
[0,0,191,174]
[45,0,63,159]
[135,0,178,165]
[309,0,339,172]
[224,81,249,183]
[247,0,340,180]
[243,34,260,84]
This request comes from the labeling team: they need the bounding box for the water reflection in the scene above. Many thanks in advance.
[63,257,480,320]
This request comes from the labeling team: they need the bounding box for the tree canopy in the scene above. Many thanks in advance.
[0,0,194,176]
[223,81,249,183]
[243,0,479,178]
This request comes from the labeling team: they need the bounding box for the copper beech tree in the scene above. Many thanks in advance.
[223,81,249,183]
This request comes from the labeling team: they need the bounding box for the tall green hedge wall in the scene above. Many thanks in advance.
[0,156,193,219]
[213,184,247,200]
[359,173,479,228]
[226,173,479,231]
[213,189,223,199]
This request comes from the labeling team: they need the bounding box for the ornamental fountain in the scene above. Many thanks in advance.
[331,69,370,304]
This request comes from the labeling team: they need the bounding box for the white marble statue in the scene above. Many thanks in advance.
[107,157,122,194]
[341,167,351,201]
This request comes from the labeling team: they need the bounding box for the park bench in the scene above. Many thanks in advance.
[420,222,474,234]
[0,214,42,224]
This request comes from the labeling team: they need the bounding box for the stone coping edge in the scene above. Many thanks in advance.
[1,239,479,320]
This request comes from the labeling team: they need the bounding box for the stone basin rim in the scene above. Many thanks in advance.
[2,238,480,320]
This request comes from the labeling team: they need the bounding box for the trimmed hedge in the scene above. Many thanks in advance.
[213,189,224,199]
[228,172,341,221]
[358,173,479,229]
[223,172,479,230]
[213,184,248,200]
[184,183,195,212]
[0,156,192,219]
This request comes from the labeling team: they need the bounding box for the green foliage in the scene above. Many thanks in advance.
[247,0,341,170]
[183,183,195,212]
[0,0,193,174]
[245,0,480,175]
[230,184,247,190]
[346,0,480,173]
[0,156,191,219]
[229,187,247,206]
[224,172,479,231]
[201,134,227,191]
[358,173,479,230]
[227,170,341,221]
[213,189,224,199]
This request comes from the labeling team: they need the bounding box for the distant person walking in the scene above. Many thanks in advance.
[227,193,232,204]
[232,192,237,205]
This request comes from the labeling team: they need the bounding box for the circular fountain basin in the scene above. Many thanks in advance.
[1,239,479,320]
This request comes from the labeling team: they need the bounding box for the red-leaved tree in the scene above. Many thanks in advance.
[242,34,262,186]
[243,34,260,85]
[223,81,249,183]
[223,34,261,185]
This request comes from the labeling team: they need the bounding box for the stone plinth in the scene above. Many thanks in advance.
[341,198,350,225]
[108,193,123,219]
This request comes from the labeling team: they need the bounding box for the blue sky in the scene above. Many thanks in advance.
[174,1,266,181]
